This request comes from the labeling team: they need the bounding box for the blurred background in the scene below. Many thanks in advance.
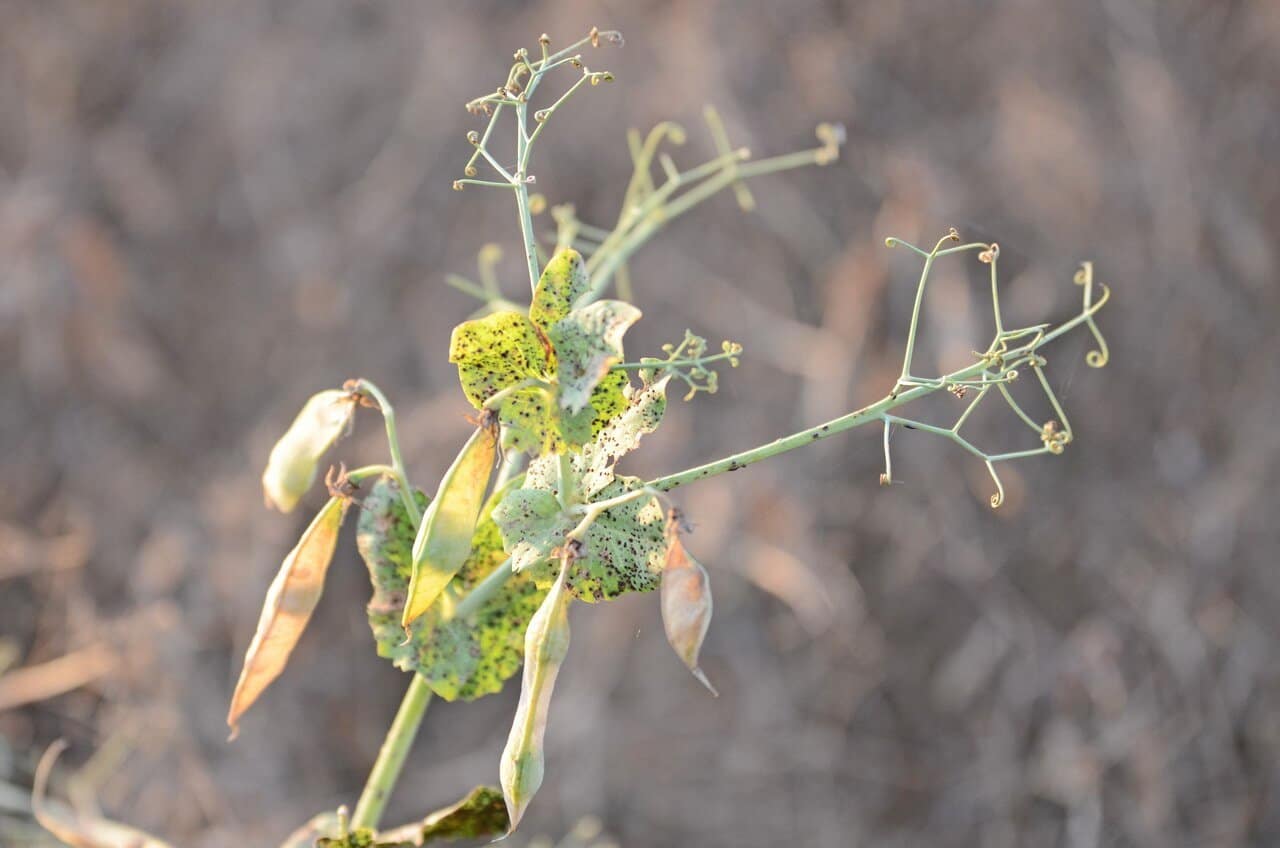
[2,1,1279,846]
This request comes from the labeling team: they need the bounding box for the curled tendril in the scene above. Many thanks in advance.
[986,461,1005,509]
[1074,261,1111,368]
[874,233,1113,510]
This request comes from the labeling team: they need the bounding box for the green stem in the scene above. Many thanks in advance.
[647,359,990,492]
[354,380,422,527]
[350,674,434,831]
[610,349,739,371]
[585,145,834,299]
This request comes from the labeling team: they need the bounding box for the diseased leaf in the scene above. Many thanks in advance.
[403,425,498,627]
[415,785,510,843]
[501,377,670,602]
[228,496,348,738]
[492,488,568,575]
[524,376,668,499]
[316,829,412,848]
[358,475,547,701]
[356,478,428,670]
[584,368,631,438]
[500,562,572,833]
[661,529,717,696]
[494,384,565,456]
[448,311,551,409]
[33,740,175,848]
[577,376,668,497]
[564,476,667,602]
[529,248,589,332]
[548,300,641,414]
[262,389,356,512]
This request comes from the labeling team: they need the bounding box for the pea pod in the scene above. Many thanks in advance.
[499,559,572,832]
[660,528,718,696]
[227,496,349,738]
[262,389,357,513]
[401,423,498,628]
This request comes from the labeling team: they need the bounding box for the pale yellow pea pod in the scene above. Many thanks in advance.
[227,495,348,738]
[661,531,718,696]
[401,422,498,628]
[499,560,572,832]
[262,389,357,513]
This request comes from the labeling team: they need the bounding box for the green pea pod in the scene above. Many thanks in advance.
[499,560,572,832]
[661,532,718,696]
[227,496,349,739]
[401,424,498,628]
[262,389,357,513]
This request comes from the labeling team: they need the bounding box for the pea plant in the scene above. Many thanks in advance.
[222,27,1111,847]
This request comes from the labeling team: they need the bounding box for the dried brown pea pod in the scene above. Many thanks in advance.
[660,511,717,696]
[227,495,349,738]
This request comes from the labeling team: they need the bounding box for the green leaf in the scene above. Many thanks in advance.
[529,248,589,332]
[449,311,551,409]
[358,476,547,701]
[417,786,510,843]
[548,300,641,414]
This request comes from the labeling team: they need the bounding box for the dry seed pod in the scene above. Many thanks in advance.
[227,496,348,738]
[661,528,717,696]
[402,423,498,627]
[262,390,357,512]
[33,739,175,848]
[499,560,572,832]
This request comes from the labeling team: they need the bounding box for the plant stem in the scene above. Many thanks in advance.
[350,674,434,831]
[354,380,422,527]
[647,359,990,492]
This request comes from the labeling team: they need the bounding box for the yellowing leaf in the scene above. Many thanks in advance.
[500,562,572,832]
[402,425,498,627]
[448,311,551,409]
[529,248,589,332]
[661,531,717,696]
[549,300,641,413]
[262,389,356,512]
[227,496,348,738]
[33,740,175,848]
